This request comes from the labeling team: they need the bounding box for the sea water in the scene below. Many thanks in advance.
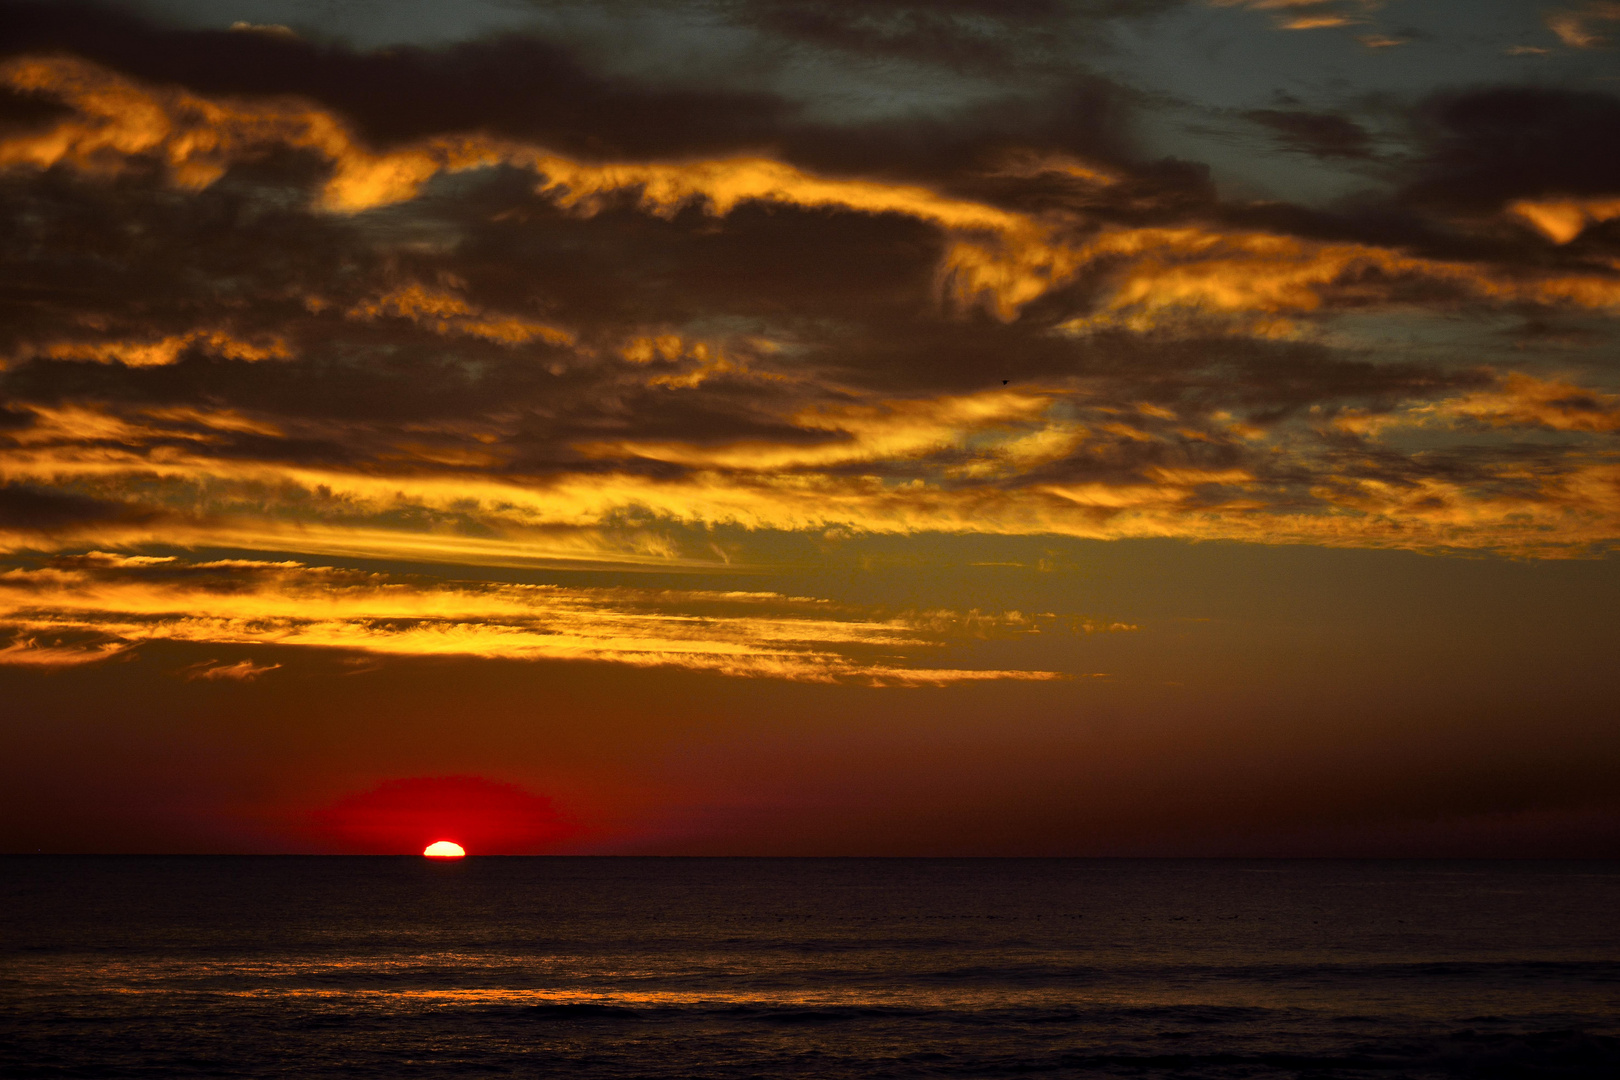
[3,858,1617,1077]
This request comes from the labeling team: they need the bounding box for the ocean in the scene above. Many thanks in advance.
[3,858,1617,1078]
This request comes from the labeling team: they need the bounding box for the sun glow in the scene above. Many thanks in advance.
[423,840,466,858]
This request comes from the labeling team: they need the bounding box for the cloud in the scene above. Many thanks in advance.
[0,554,1080,683]
[0,634,129,665]
[3,401,1615,557]
[0,36,1616,564]
[181,658,281,681]
[1416,374,1620,434]
[578,389,1059,470]
[227,23,297,40]
[1211,0,1339,9]
[1508,196,1620,244]
[1245,110,1375,159]
[8,55,1618,334]
[344,283,574,347]
[1280,15,1355,30]
[0,482,160,535]
[1210,0,1376,31]
[0,55,1077,320]
[1547,2,1620,49]
[743,0,1068,74]
[1402,87,1620,215]
[11,330,291,368]
[0,0,791,158]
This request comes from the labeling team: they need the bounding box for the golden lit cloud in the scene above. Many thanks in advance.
[1509,196,1620,244]
[3,368,1618,561]
[618,334,790,389]
[1339,374,1620,435]
[1,55,1618,566]
[0,57,1070,320]
[1209,0,1379,31]
[181,658,282,681]
[0,555,1079,684]
[345,284,573,347]
[8,330,290,369]
[1547,2,1620,48]
[1281,15,1355,30]
[0,637,131,666]
[1058,228,1620,333]
[5,55,1619,330]
[579,390,1056,470]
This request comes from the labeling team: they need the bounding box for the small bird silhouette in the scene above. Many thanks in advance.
[1002,380,1009,384]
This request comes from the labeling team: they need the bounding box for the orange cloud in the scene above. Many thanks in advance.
[3,373,1618,561]
[1509,196,1620,244]
[6,454,1617,560]
[1422,374,1620,433]
[345,284,573,346]
[1332,374,1620,437]
[11,330,290,369]
[1282,15,1355,29]
[0,57,1070,320]
[0,556,1076,684]
[617,334,790,389]
[5,55,1619,329]
[1057,227,1620,332]
[2,56,1618,561]
[0,636,131,666]
[182,658,282,681]
[1210,0,1375,30]
[1547,2,1620,48]
[579,389,1059,470]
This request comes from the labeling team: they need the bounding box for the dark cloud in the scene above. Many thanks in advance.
[745,0,1068,75]
[786,76,1144,189]
[1244,109,1376,160]
[0,82,70,131]
[1404,86,1620,210]
[0,484,159,532]
[0,0,1159,187]
[742,0,1187,72]
[0,1,791,158]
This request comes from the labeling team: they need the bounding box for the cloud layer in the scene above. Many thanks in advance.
[0,1,1616,680]
[0,551,1097,682]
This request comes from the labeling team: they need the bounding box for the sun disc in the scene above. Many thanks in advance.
[423,840,466,858]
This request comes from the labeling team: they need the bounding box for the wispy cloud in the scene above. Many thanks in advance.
[0,636,131,666]
[1547,2,1620,48]
[1280,15,1356,30]
[1210,0,1380,32]
[0,554,1082,683]
[180,658,282,681]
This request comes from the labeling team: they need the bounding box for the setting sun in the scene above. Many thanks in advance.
[422,841,465,858]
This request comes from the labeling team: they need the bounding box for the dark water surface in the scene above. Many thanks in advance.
[3,858,1617,1078]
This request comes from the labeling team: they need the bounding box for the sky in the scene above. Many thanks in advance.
[1,0,1617,856]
